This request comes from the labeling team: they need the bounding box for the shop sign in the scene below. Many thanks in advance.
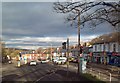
[107,52,112,56]
[112,52,120,56]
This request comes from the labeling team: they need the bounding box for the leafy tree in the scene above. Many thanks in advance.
[11,50,20,57]
[53,1,120,30]
[1,42,6,57]
[36,47,42,54]
[5,48,12,56]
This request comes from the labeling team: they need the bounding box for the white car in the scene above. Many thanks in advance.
[30,61,37,66]
[41,59,49,63]
[53,58,59,63]
[56,57,67,65]
[8,60,12,64]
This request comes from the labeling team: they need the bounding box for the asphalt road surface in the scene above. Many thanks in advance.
[1,60,96,82]
[2,60,59,82]
[2,60,119,82]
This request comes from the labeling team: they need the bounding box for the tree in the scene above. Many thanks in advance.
[5,48,12,56]
[36,47,42,54]
[11,50,20,57]
[53,1,120,30]
[1,42,6,57]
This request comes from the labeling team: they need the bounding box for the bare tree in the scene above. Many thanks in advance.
[53,1,120,30]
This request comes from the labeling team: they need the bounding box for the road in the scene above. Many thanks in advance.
[2,60,59,82]
[2,60,119,82]
[1,60,97,82]
[2,60,83,82]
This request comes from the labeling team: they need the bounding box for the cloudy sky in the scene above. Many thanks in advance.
[2,1,114,49]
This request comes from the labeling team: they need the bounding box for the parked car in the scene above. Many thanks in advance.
[68,57,74,62]
[29,60,37,66]
[56,57,67,65]
[41,59,49,63]
[72,58,78,63]
[53,57,59,63]
[56,59,66,65]
[8,60,12,64]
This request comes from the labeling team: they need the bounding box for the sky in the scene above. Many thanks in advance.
[1,1,114,49]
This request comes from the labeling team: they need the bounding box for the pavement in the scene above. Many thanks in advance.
[86,62,120,82]
[87,62,120,72]
[87,62,120,77]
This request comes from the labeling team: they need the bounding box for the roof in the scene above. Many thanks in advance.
[90,32,120,45]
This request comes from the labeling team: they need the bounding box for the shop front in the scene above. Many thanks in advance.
[100,52,109,65]
[108,52,120,67]
[93,52,101,64]
[107,52,112,65]
[93,52,109,64]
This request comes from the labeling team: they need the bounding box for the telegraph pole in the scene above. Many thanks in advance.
[77,9,82,74]
[66,38,69,76]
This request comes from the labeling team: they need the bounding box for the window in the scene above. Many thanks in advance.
[103,44,105,51]
[100,44,102,51]
[95,45,97,52]
[113,44,116,52]
[108,43,110,51]
[94,45,97,52]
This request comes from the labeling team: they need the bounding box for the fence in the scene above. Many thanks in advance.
[86,67,120,83]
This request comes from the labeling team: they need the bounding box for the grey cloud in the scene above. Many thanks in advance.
[80,22,113,37]
[2,2,113,49]
[3,2,74,39]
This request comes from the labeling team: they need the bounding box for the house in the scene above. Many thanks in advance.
[91,32,120,66]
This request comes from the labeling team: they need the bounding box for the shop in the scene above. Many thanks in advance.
[92,52,110,64]
[107,52,112,64]
[108,52,120,67]
[93,52,101,63]
[100,52,109,65]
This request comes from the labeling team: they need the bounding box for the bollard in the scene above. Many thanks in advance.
[110,73,111,82]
